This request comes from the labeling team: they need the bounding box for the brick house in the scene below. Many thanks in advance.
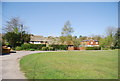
[81,39,99,47]
[68,39,99,50]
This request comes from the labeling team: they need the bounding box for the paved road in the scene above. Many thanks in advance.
[0,51,47,80]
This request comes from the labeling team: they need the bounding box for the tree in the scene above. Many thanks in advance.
[105,27,117,48]
[105,26,117,37]
[90,34,102,41]
[79,36,87,41]
[99,38,106,48]
[100,36,113,48]
[60,21,74,45]
[99,27,117,49]
[3,17,30,48]
[79,35,82,38]
[59,36,66,45]
[72,36,80,47]
[20,31,31,44]
[3,32,20,47]
[65,35,73,45]
[113,28,120,48]
[61,21,74,36]
[3,17,26,33]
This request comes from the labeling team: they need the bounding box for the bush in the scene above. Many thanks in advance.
[49,45,68,50]
[48,47,54,51]
[86,47,101,50]
[15,46,22,51]
[42,47,48,51]
[110,46,119,50]
[21,43,31,50]
[18,44,67,51]
[21,43,46,50]
[41,47,55,51]
[29,49,35,51]
[102,48,109,50]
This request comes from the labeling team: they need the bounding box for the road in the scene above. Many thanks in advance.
[0,51,47,80]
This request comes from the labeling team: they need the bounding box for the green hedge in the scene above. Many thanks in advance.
[21,43,46,50]
[110,46,120,49]
[16,44,68,51]
[102,48,110,50]
[15,46,22,51]
[86,47,101,50]
[42,47,55,51]
[49,45,68,50]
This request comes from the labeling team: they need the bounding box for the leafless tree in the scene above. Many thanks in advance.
[3,17,28,33]
[105,26,117,37]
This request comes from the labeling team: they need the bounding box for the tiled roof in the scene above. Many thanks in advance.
[82,39,98,42]
[30,35,51,41]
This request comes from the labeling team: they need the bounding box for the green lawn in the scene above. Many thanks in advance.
[20,50,118,79]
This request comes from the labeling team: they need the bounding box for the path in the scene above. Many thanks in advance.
[0,51,47,80]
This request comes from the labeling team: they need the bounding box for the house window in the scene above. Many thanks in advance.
[96,42,98,44]
[90,42,93,44]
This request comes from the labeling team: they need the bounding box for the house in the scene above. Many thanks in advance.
[68,39,99,50]
[29,35,50,44]
[29,35,60,45]
[81,39,99,47]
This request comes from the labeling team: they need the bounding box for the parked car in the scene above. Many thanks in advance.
[2,45,11,54]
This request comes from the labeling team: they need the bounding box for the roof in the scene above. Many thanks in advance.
[30,35,51,41]
[30,35,62,44]
[82,39,99,42]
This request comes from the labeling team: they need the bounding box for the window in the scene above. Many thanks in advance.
[96,42,98,44]
[90,42,93,44]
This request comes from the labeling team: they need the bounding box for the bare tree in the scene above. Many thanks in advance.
[105,26,117,37]
[3,17,28,33]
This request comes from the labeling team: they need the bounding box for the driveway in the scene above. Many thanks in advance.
[0,51,47,80]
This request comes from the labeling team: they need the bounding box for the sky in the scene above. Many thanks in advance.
[2,2,118,37]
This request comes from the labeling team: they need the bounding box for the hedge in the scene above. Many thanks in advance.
[16,44,68,50]
[21,43,46,50]
[110,46,120,49]
[86,47,101,50]
[15,46,22,51]
[42,47,54,51]
[49,45,68,50]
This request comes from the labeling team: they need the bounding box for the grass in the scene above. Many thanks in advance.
[20,50,118,79]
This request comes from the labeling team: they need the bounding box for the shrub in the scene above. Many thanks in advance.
[49,45,68,50]
[86,47,101,50]
[48,47,54,51]
[15,46,22,51]
[21,43,31,50]
[41,47,55,51]
[19,44,67,51]
[21,43,46,50]
[102,48,109,50]
[29,49,35,51]
[42,47,48,51]
[110,46,116,50]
